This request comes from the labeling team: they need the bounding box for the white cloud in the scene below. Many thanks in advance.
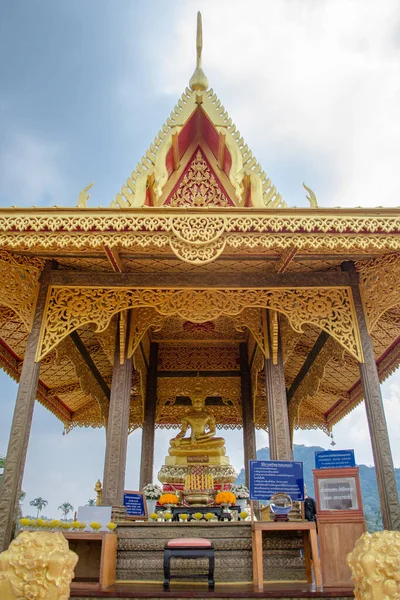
[0,131,66,207]
[148,0,400,207]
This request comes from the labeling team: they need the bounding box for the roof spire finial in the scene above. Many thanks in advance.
[189,11,209,92]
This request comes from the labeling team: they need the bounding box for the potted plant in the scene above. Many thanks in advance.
[231,484,249,512]
[142,483,163,516]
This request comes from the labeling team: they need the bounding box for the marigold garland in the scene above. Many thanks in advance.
[215,491,236,505]
[158,493,179,505]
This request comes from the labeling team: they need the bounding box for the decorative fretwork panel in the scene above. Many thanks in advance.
[356,252,400,332]
[0,249,41,330]
[38,286,363,363]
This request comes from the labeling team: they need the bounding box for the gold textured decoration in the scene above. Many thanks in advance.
[37,286,363,362]
[0,249,40,330]
[1,211,400,264]
[127,307,165,358]
[303,183,318,208]
[96,315,117,364]
[270,310,279,365]
[169,149,231,208]
[158,345,239,371]
[288,337,345,437]
[157,376,241,429]
[232,308,269,359]
[252,346,266,427]
[94,479,103,505]
[0,531,78,600]
[347,531,400,599]
[356,252,400,332]
[56,337,109,423]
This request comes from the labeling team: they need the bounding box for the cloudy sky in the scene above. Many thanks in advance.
[0,0,399,518]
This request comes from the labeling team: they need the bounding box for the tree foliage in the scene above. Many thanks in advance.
[29,497,48,518]
[58,502,74,520]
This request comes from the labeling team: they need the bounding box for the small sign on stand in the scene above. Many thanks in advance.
[123,490,147,520]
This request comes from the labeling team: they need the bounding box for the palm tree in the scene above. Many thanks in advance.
[58,502,73,520]
[86,498,96,506]
[30,497,48,518]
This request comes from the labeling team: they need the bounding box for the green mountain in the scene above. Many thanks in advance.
[235,444,400,531]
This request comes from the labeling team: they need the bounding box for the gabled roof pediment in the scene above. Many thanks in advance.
[111,87,287,210]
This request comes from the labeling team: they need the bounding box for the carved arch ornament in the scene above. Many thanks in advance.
[356,252,400,332]
[36,285,363,363]
[0,249,42,330]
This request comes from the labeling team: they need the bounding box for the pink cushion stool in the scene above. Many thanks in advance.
[163,537,215,589]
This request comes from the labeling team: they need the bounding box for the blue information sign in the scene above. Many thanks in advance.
[123,491,147,519]
[315,449,356,470]
[249,460,304,502]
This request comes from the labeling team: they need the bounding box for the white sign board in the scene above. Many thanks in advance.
[76,506,112,531]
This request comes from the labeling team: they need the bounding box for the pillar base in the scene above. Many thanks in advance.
[111,505,127,523]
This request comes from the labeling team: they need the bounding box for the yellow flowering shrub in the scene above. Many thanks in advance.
[159,493,178,505]
[215,491,236,505]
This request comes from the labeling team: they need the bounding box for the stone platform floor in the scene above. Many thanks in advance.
[70,581,354,600]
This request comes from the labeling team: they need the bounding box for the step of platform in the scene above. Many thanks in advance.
[69,582,354,600]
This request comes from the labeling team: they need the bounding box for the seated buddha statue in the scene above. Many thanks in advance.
[165,382,229,467]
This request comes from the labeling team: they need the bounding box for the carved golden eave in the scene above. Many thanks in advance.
[1,208,400,264]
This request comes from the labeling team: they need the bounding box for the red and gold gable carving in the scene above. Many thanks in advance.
[165,147,234,208]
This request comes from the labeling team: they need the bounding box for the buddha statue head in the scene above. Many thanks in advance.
[191,379,206,412]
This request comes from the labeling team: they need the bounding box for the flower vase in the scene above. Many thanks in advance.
[237,498,247,512]
[146,499,157,515]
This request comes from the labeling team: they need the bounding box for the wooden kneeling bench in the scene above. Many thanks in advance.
[163,538,215,589]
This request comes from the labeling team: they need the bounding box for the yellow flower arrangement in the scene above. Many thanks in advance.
[19,518,30,528]
[51,519,60,528]
[90,521,102,531]
[78,522,86,530]
[179,513,189,521]
[29,519,37,528]
[193,512,203,520]
[164,512,173,521]
[205,512,214,521]
[44,520,53,528]
[150,512,158,521]
[107,522,117,532]
[158,493,178,506]
[215,491,236,505]
[239,511,249,520]
[37,518,45,528]
[71,521,81,529]
[60,521,70,529]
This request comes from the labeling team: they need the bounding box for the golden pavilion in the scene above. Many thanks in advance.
[0,12,399,555]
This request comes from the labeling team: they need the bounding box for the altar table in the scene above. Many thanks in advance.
[251,521,322,591]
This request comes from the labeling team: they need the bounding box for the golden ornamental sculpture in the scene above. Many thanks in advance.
[0,531,78,600]
[347,531,400,599]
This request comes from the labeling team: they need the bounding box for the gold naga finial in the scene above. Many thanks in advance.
[189,11,209,92]
[303,182,318,208]
[77,181,94,208]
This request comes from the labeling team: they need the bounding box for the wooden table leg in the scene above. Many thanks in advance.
[302,530,312,584]
[309,529,322,588]
[252,529,264,591]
